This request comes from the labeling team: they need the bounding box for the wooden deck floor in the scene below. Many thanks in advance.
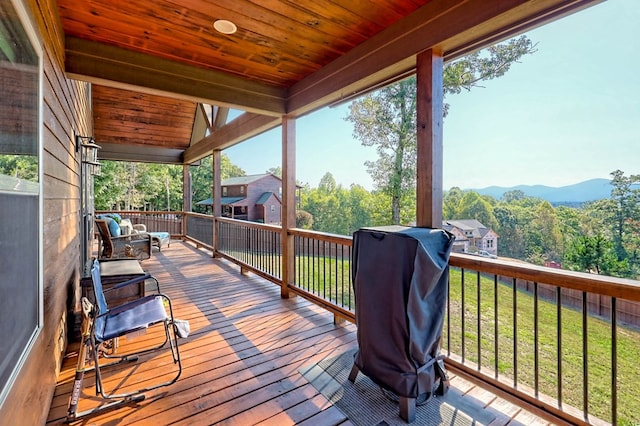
[47,241,553,425]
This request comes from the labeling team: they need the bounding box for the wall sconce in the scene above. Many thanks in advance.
[75,135,102,175]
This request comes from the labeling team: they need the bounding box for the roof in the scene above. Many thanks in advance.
[222,174,275,186]
[443,219,491,239]
[53,0,593,165]
[255,192,276,205]
[195,197,245,206]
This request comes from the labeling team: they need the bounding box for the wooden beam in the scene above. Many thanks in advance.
[416,49,444,228]
[281,116,296,299]
[212,106,229,130]
[64,37,287,116]
[183,112,281,164]
[97,143,183,164]
[287,0,600,116]
[190,104,209,145]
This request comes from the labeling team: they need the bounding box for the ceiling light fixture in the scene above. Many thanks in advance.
[213,19,237,35]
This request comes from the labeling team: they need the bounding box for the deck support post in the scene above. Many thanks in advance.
[281,116,296,298]
[213,149,222,257]
[416,48,444,228]
[182,165,191,236]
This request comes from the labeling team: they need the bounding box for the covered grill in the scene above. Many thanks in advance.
[348,225,455,422]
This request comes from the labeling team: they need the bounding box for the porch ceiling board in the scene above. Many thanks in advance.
[57,0,603,164]
[93,85,196,154]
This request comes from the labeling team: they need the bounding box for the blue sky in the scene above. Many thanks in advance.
[225,0,639,191]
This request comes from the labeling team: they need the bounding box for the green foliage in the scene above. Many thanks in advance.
[440,173,640,278]
[0,154,38,182]
[95,161,183,211]
[565,234,621,275]
[295,210,313,229]
[347,36,536,222]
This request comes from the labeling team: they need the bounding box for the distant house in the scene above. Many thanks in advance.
[443,219,499,256]
[196,173,285,224]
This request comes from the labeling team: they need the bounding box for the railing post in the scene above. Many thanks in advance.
[213,150,221,257]
[281,116,296,298]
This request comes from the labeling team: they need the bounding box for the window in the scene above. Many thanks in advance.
[487,240,494,248]
[240,185,244,194]
[270,205,275,212]
[222,186,227,196]
[0,0,42,407]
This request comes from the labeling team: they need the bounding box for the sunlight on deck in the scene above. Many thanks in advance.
[47,241,554,425]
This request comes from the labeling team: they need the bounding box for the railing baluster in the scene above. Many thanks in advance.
[477,271,481,371]
[447,271,451,357]
[557,286,563,408]
[461,268,466,362]
[513,277,518,389]
[494,274,498,379]
[583,291,589,419]
[534,281,539,398]
[612,296,617,426]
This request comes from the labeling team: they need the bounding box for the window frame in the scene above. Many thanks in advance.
[0,0,44,409]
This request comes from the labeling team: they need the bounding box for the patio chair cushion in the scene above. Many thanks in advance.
[97,215,121,237]
[150,232,170,248]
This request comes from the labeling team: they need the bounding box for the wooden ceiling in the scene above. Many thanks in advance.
[56,0,601,164]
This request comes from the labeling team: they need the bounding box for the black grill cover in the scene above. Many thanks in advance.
[352,225,455,399]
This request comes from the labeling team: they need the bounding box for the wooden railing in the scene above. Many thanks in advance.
[97,210,183,235]
[104,212,640,425]
[445,255,640,426]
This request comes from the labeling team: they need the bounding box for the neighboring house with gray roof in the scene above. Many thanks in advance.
[196,173,284,224]
[443,219,499,256]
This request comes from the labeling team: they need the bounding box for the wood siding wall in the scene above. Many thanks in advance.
[0,0,91,424]
[247,175,282,222]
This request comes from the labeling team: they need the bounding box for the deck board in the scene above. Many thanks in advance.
[47,241,552,425]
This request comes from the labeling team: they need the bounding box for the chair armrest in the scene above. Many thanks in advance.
[133,224,147,232]
[96,292,172,318]
[102,273,160,294]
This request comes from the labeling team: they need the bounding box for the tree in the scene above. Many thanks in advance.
[347,36,536,224]
[528,201,562,262]
[607,170,640,260]
[565,234,622,275]
[190,154,245,213]
[296,210,313,229]
[455,191,498,230]
[266,166,282,178]
[347,79,416,224]
[0,154,38,181]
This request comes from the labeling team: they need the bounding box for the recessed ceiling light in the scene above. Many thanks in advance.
[214,19,237,35]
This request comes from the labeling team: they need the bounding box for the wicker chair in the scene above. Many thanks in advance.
[95,219,152,261]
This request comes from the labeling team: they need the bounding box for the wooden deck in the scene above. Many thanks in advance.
[46,241,553,425]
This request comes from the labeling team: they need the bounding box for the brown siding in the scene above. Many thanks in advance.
[0,0,91,424]
[246,175,281,222]
[261,193,282,224]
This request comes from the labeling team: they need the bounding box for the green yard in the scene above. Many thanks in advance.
[444,268,640,425]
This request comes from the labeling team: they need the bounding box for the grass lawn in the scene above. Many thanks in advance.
[444,268,640,425]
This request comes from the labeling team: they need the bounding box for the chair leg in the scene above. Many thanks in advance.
[93,321,182,400]
[348,363,360,382]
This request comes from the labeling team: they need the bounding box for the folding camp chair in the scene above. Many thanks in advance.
[66,259,184,421]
